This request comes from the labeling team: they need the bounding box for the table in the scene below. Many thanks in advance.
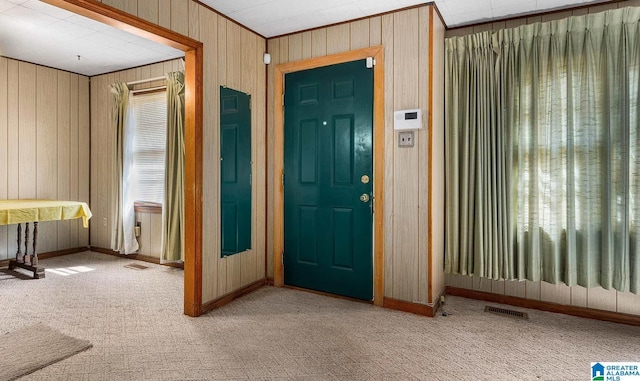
[0,200,92,279]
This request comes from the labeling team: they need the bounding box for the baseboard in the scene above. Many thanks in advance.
[446,286,640,327]
[266,277,274,286]
[0,247,88,268]
[383,297,436,317]
[90,246,184,269]
[201,278,267,314]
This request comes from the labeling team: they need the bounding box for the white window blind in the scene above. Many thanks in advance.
[131,91,167,205]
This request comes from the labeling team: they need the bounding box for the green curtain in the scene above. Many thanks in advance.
[445,7,640,294]
[109,83,139,254]
[161,71,185,263]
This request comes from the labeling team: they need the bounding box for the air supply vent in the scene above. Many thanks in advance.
[124,263,149,271]
[484,305,529,320]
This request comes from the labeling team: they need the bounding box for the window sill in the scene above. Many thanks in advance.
[134,201,162,214]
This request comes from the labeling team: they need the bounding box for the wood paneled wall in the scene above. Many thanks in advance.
[0,57,90,260]
[443,0,640,316]
[90,1,267,305]
[267,5,438,304]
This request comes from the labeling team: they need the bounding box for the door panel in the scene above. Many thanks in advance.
[220,87,251,256]
[284,59,373,300]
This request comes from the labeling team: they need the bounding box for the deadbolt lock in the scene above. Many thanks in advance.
[359,193,370,203]
[361,175,370,184]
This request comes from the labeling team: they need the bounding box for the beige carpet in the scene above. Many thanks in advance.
[1,251,639,380]
[0,323,92,381]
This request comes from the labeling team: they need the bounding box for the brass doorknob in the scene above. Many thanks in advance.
[359,193,370,203]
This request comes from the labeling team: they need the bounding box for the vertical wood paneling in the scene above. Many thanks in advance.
[266,37,279,279]
[57,72,71,250]
[571,285,588,307]
[227,22,243,91]
[188,2,200,40]
[170,0,189,36]
[69,74,80,247]
[0,58,7,260]
[391,9,420,302]
[288,34,303,62]
[137,0,159,24]
[540,282,571,305]
[417,7,430,304]
[149,213,162,256]
[381,13,395,298]
[525,280,542,300]
[77,75,89,246]
[19,62,37,200]
[369,16,381,46]
[350,19,370,50]
[301,32,312,60]
[158,0,171,29]
[504,279,526,298]
[430,9,447,302]
[587,286,617,312]
[326,24,350,54]
[200,5,219,303]
[36,66,58,254]
[311,29,326,57]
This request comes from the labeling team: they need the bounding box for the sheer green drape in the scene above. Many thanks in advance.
[445,7,640,294]
[445,32,515,280]
[109,83,129,253]
[161,72,185,263]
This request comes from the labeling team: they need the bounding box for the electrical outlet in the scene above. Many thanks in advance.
[102,217,107,227]
[398,131,415,148]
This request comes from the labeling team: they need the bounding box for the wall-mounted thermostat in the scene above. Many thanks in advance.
[394,109,422,130]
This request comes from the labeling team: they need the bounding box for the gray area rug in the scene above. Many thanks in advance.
[0,324,92,381]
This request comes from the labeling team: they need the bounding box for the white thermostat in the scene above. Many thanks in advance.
[394,109,422,130]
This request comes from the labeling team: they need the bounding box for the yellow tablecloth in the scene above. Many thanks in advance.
[0,200,92,228]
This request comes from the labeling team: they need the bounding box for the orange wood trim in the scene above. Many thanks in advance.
[184,46,205,317]
[90,247,185,269]
[201,279,267,314]
[265,40,270,280]
[41,0,199,51]
[446,287,640,327]
[427,6,435,304]
[383,297,436,317]
[273,46,385,305]
[0,247,88,268]
[44,0,204,317]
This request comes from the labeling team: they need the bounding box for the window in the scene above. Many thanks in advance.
[129,91,167,206]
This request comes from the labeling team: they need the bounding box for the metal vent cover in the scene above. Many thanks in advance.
[484,305,529,320]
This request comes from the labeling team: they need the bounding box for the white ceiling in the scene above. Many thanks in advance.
[201,0,609,37]
[0,0,184,76]
[0,0,613,76]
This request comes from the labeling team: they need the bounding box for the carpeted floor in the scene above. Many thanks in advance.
[1,251,639,380]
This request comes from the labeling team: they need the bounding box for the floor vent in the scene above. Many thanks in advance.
[124,263,149,270]
[484,305,529,320]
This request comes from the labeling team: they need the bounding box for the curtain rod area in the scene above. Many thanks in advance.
[127,76,165,86]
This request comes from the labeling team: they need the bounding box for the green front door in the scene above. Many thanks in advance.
[284,59,374,301]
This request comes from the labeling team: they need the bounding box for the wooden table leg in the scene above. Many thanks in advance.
[8,222,45,279]
[16,223,22,262]
[24,222,31,266]
[32,222,39,266]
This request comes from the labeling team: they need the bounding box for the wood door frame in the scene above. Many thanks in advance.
[43,0,204,317]
[273,46,385,306]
